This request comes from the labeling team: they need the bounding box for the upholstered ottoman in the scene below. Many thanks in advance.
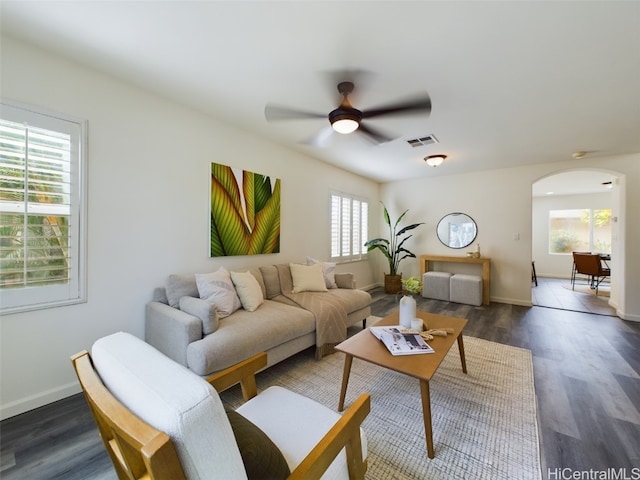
[450,274,483,306]
[422,271,453,301]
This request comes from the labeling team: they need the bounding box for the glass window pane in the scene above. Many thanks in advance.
[549,209,590,253]
[593,209,612,254]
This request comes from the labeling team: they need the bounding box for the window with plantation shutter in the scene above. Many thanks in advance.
[0,101,87,314]
[330,191,368,262]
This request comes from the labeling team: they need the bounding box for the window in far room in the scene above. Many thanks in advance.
[548,208,612,254]
[0,101,87,314]
[330,191,368,263]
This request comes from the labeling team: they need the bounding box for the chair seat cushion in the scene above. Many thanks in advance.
[237,386,367,480]
[226,407,290,480]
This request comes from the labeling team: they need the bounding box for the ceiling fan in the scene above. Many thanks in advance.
[264,80,431,145]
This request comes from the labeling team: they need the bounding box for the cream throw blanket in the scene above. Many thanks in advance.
[276,264,348,347]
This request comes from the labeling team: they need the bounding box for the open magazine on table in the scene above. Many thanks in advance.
[369,326,435,356]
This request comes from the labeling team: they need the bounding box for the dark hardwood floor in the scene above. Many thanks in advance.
[532,276,616,316]
[2,287,639,479]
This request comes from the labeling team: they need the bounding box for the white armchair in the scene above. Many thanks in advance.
[71,332,369,480]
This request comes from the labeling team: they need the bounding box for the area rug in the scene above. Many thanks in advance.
[562,283,610,297]
[220,326,542,480]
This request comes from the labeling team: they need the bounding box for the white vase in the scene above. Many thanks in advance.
[399,295,416,329]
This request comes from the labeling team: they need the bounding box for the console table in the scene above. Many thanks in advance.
[419,255,491,305]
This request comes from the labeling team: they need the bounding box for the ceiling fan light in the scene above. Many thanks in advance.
[425,155,446,167]
[332,118,359,134]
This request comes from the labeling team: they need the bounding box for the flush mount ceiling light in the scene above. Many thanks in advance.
[572,151,588,159]
[425,155,447,167]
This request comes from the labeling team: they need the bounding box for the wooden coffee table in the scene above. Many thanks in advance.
[335,311,468,458]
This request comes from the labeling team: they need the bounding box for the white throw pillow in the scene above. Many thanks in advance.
[306,256,337,289]
[290,263,328,293]
[230,271,264,312]
[195,268,241,318]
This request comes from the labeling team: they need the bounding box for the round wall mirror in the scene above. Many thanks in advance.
[436,213,478,249]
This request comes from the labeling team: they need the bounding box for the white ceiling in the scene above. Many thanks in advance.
[531,170,615,197]
[2,1,639,189]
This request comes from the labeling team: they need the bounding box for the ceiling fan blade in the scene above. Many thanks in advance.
[357,122,396,144]
[303,126,335,147]
[264,104,326,122]
[362,94,432,119]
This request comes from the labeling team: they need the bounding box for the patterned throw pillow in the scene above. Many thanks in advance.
[195,267,241,318]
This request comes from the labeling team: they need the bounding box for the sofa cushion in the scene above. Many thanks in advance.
[334,273,355,290]
[196,267,242,318]
[166,274,198,308]
[180,296,219,335]
[231,271,264,312]
[91,332,246,479]
[247,267,267,299]
[152,287,169,304]
[325,288,372,315]
[186,300,315,374]
[226,407,290,480]
[290,263,327,293]
[259,265,282,300]
[306,256,337,289]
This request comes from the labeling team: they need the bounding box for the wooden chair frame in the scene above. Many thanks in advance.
[72,350,370,480]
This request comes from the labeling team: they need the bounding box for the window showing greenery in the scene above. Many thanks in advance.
[330,191,368,262]
[549,208,612,254]
[0,102,87,313]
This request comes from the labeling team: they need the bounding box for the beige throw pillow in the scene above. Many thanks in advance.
[290,263,328,293]
[231,271,264,312]
[195,267,241,318]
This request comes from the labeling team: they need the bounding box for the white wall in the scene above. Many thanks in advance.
[0,37,379,419]
[380,157,640,321]
[532,192,612,278]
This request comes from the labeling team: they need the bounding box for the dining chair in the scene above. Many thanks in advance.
[571,252,611,294]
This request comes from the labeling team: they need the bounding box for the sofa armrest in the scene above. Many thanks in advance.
[205,352,268,400]
[334,272,356,289]
[145,302,202,368]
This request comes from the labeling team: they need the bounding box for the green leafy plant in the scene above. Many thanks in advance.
[402,276,422,294]
[210,163,280,257]
[364,202,424,276]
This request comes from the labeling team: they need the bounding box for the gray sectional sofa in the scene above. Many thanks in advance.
[145,263,372,376]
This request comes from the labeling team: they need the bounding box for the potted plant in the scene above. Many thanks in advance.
[364,202,424,293]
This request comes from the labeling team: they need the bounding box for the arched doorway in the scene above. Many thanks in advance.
[531,169,621,316]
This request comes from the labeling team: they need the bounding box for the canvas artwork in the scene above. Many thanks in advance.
[210,162,281,257]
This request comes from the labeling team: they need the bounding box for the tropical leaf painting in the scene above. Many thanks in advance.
[210,163,280,257]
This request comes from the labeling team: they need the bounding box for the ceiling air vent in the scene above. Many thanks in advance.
[406,134,439,148]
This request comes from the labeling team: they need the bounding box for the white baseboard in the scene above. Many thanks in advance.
[0,381,81,420]
[616,309,640,322]
[491,296,532,307]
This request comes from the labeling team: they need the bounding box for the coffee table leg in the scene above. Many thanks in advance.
[457,334,467,374]
[338,354,353,412]
[420,379,435,458]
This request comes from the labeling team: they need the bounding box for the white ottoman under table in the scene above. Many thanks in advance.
[450,273,483,306]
